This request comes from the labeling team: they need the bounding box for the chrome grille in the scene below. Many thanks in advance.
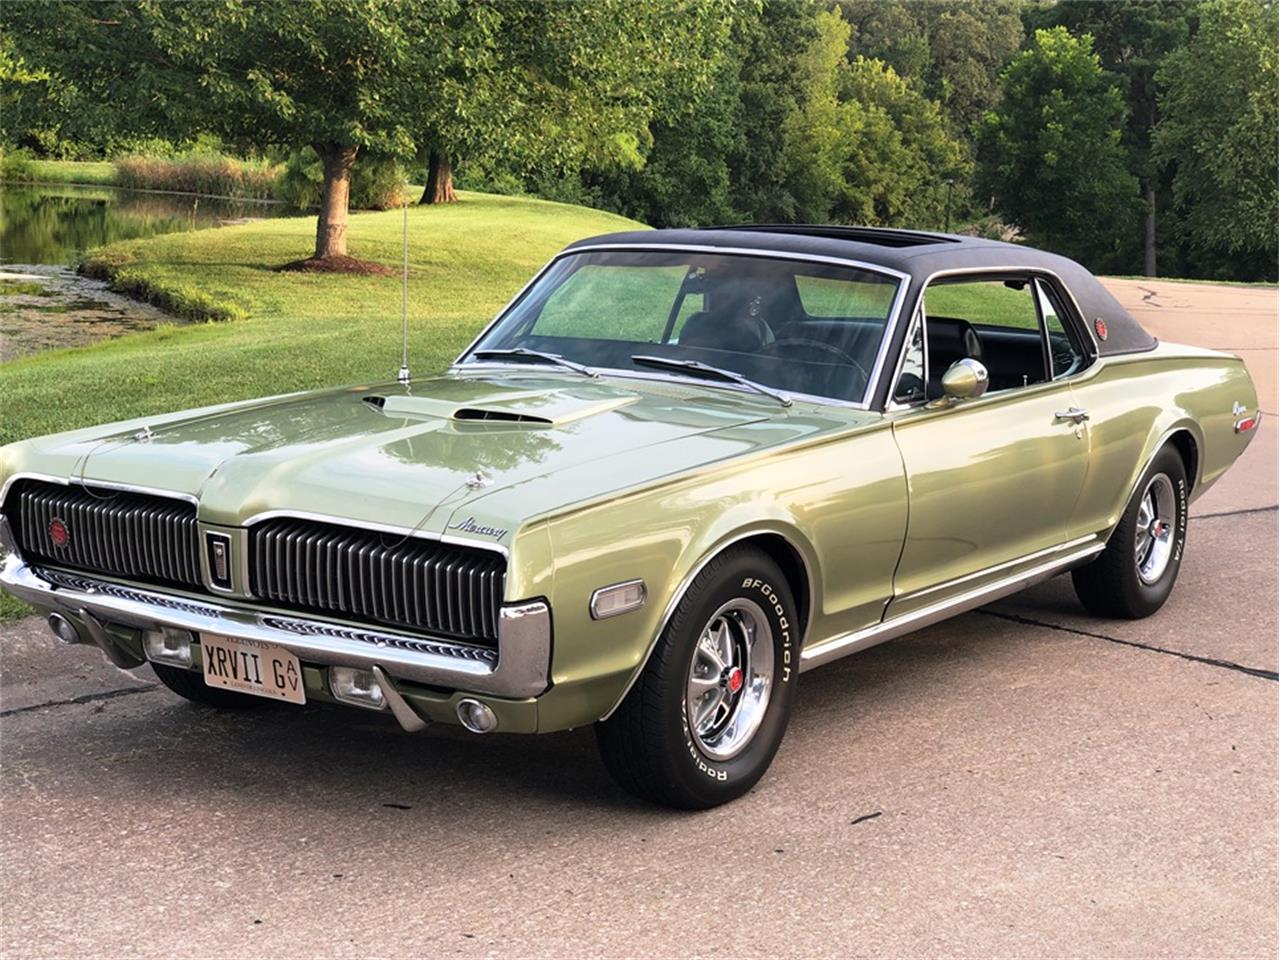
[249,518,505,645]
[5,480,202,590]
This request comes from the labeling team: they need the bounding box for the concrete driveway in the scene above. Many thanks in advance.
[1,279,1275,958]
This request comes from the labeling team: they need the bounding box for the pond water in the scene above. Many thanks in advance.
[0,183,294,361]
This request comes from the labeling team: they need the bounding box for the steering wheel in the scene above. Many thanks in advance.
[756,337,869,391]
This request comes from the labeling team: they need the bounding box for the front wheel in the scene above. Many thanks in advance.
[1072,445,1189,619]
[595,546,799,809]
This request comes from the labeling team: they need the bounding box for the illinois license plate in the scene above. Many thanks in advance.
[200,633,305,704]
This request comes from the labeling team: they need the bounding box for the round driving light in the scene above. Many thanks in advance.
[456,698,498,734]
[48,613,81,645]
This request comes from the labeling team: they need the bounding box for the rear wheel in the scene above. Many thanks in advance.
[151,663,270,709]
[596,546,799,809]
[1072,446,1188,619]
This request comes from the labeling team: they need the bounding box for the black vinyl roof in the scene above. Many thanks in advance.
[565,225,1156,360]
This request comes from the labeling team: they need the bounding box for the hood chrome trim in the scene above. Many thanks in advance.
[239,509,510,557]
[0,471,201,510]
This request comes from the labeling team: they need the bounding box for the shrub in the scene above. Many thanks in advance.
[276,148,407,210]
[114,150,281,200]
[0,148,40,181]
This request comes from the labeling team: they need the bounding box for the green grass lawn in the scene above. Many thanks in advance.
[0,191,641,619]
[2,157,118,186]
[2,191,642,447]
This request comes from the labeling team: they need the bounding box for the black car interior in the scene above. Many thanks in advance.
[502,253,1088,406]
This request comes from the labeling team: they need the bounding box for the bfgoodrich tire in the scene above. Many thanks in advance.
[1072,445,1189,619]
[151,663,271,709]
[595,546,799,809]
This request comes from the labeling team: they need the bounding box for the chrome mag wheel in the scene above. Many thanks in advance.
[685,598,774,761]
[1134,472,1177,584]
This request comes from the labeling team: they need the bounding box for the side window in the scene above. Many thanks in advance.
[923,278,1045,393]
[893,308,927,404]
[1036,279,1086,379]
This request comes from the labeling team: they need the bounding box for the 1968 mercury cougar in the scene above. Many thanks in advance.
[0,226,1260,808]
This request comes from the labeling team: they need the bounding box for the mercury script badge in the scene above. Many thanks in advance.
[450,516,507,540]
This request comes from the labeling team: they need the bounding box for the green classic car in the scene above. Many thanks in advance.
[0,226,1260,808]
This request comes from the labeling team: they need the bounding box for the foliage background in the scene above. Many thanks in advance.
[1,0,1276,280]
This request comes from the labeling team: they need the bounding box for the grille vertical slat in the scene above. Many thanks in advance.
[247,517,505,645]
[5,481,202,592]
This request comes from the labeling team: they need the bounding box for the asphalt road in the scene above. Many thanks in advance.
[2,278,1276,959]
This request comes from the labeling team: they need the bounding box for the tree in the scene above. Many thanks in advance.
[724,0,823,222]
[0,1,194,158]
[839,0,1025,133]
[1153,0,1278,277]
[781,9,968,227]
[411,0,731,206]
[144,0,420,264]
[1027,2,1193,276]
[975,27,1140,268]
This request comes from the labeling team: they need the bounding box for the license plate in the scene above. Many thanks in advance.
[200,633,305,704]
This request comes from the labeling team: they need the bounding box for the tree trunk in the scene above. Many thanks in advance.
[1142,180,1157,278]
[314,143,358,259]
[420,151,457,204]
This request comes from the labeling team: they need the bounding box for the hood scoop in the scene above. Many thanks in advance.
[362,390,638,427]
[452,407,552,425]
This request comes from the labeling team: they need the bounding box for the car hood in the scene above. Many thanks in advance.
[2,372,867,546]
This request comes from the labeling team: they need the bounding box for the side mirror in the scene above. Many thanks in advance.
[940,358,989,401]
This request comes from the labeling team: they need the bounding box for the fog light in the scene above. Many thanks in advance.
[590,578,647,620]
[143,627,194,667]
[48,613,81,645]
[330,666,386,710]
[456,698,498,734]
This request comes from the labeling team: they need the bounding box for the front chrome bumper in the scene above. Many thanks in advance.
[0,547,551,700]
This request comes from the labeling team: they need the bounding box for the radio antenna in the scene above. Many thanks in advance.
[397,188,411,384]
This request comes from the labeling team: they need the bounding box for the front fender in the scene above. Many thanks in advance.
[529,422,906,732]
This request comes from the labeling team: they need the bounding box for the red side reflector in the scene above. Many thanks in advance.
[1234,411,1261,433]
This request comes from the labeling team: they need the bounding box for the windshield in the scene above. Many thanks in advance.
[460,249,904,404]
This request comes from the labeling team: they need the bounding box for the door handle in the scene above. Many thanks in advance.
[1054,407,1090,424]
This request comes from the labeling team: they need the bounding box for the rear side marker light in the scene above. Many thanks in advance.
[1235,410,1261,433]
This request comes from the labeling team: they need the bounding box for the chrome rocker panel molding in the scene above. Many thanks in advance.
[0,548,551,700]
[800,537,1105,671]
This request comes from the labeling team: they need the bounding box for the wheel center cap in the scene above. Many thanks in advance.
[724,666,744,694]
[1150,520,1165,538]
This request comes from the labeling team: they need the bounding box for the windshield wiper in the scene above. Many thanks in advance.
[471,348,598,378]
[630,355,792,407]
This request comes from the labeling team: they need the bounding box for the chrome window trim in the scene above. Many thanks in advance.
[240,508,509,558]
[885,303,928,412]
[0,471,200,510]
[451,242,912,411]
[454,362,871,411]
[881,265,1101,412]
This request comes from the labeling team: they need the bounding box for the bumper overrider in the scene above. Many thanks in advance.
[0,516,551,731]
